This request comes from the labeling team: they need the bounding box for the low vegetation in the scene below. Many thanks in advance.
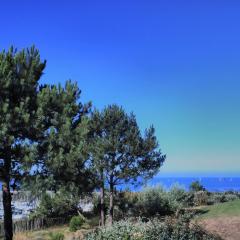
[30,191,80,219]
[85,217,221,240]
[49,232,64,240]
[194,199,240,240]
[198,199,240,219]
[92,185,240,220]
[69,215,86,232]
[9,186,240,239]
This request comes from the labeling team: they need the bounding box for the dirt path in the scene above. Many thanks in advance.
[198,217,240,240]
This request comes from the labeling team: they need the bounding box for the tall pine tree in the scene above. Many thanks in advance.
[0,46,46,240]
[34,82,94,194]
[0,47,93,239]
[89,105,166,225]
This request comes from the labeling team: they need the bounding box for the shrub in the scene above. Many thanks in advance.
[49,232,64,240]
[114,191,138,219]
[184,192,195,207]
[135,186,174,217]
[168,184,191,208]
[207,192,240,205]
[207,193,224,205]
[69,215,86,232]
[193,191,209,206]
[85,217,221,240]
[31,191,80,219]
[190,181,206,192]
[223,193,239,202]
[114,186,196,219]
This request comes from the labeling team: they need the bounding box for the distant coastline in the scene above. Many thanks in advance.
[155,171,240,178]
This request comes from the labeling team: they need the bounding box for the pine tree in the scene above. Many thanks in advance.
[89,105,166,225]
[0,47,92,240]
[34,81,94,193]
[0,46,46,240]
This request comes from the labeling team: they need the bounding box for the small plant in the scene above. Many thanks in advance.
[194,191,209,206]
[190,181,206,192]
[69,215,86,232]
[49,232,64,240]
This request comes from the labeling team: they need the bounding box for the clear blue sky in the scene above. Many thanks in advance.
[1,1,240,174]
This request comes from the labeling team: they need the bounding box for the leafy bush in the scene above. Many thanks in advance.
[224,193,239,202]
[168,184,191,208]
[193,191,209,206]
[85,217,221,240]
[114,186,196,219]
[49,232,64,240]
[207,193,225,205]
[31,191,80,219]
[113,191,138,220]
[184,192,195,207]
[207,192,239,205]
[69,215,86,232]
[190,181,206,192]
[135,186,174,217]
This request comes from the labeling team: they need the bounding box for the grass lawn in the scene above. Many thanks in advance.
[197,199,240,219]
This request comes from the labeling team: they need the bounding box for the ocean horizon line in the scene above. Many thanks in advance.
[156,171,240,178]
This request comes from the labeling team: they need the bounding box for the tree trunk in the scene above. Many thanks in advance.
[109,178,114,226]
[2,176,13,240]
[100,182,105,226]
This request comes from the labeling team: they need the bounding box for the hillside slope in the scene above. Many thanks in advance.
[196,200,240,240]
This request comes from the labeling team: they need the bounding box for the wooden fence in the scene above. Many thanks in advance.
[0,217,68,237]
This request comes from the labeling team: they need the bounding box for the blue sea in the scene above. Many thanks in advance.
[1,176,240,192]
[119,175,240,192]
[148,177,240,192]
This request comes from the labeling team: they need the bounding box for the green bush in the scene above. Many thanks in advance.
[168,184,192,208]
[85,217,221,240]
[190,181,206,192]
[207,193,224,205]
[31,190,80,219]
[224,193,239,202]
[114,186,196,219]
[49,232,64,240]
[114,191,138,220]
[69,215,86,232]
[135,186,174,217]
[207,192,239,205]
[193,191,209,206]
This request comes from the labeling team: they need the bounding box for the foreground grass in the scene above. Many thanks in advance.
[14,226,67,240]
[194,200,240,240]
[197,199,240,219]
[12,216,99,240]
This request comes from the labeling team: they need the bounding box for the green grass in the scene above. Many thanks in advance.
[198,199,240,219]
[9,215,99,240]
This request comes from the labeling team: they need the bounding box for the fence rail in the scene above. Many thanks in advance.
[0,217,68,237]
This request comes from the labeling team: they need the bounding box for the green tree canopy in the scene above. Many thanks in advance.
[0,46,46,240]
[30,81,94,193]
[190,180,206,192]
[0,46,93,240]
[89,104,166,225]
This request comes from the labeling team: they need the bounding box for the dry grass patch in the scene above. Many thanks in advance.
[197,216,240,240]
